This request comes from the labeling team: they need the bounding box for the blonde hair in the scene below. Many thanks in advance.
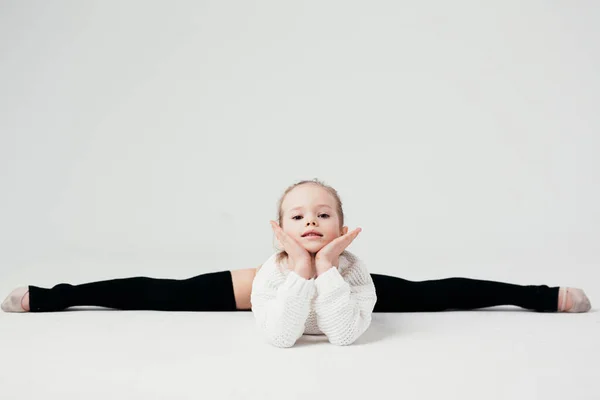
[275,178,346,264]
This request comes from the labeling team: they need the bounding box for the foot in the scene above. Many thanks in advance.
[1,287,30,312]
[557,287,591,313]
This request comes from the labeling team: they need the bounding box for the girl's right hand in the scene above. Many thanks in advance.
[270,220,315,279]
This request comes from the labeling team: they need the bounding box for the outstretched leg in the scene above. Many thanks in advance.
[12,269,257,313]
[371,274,560,312]
[3,268,590,314]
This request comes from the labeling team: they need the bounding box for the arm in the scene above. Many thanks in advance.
[313,261,377,346]
[251,263,316,348]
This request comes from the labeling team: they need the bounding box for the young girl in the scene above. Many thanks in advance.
[2,179,592,345]
[250,181,377,347]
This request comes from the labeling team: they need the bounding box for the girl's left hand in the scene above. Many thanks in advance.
[314,228,362,276]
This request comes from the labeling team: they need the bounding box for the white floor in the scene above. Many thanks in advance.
[0,254,597,400]
[1,303,598,400]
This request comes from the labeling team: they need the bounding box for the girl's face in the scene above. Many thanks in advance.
[279,184,348,254]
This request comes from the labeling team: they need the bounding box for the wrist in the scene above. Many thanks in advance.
[294,263,314,280]
[315,262,334,276]
[294,269,314,280]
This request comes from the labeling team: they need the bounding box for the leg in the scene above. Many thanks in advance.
[371,274,560,313]
[212,270,566,313]
[26,269,247,312]
[3,268,588,314]
[230,268,256,311]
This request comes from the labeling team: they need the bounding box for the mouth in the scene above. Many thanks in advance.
[302,231,323,238]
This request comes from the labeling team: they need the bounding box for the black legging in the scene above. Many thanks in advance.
[27,271,560,313]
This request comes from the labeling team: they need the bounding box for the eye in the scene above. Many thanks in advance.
[292,214,330,220]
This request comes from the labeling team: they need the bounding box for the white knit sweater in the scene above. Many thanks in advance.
[250,251,377,348]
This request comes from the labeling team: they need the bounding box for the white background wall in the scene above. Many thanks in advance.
[1,1,598,288]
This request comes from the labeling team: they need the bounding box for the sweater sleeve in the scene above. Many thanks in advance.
[313,259,377,346]
[250,259,316,348]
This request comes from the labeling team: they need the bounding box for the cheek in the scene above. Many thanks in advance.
[283,227,300,238]
[325,223,341,236]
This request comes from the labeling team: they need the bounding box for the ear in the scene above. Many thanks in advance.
[341,226,348,235]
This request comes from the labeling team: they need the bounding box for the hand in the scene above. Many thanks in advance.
[270,221,316,279]
[315,227,362,276]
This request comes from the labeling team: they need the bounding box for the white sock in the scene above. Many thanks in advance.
[560,287,592,313]
[1,287,29,313]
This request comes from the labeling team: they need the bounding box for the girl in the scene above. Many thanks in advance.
[2,179,592,344]
[250,181,377,347]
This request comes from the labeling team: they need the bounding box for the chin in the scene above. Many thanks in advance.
[303,243,323,252]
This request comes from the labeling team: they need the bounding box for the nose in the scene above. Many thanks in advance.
[306,213,318,226]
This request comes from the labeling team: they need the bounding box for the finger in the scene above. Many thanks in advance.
[270,220,280,232]
[270,221,281,238]
[270,221,286,248]
[337,228,362,249]
[271,221,294,249]
[272,222,288,242]
[271,221,286,238]
[341,228,361,241]
[326,234,351,251]
[272,221,288,238]
[347,228,361,243]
